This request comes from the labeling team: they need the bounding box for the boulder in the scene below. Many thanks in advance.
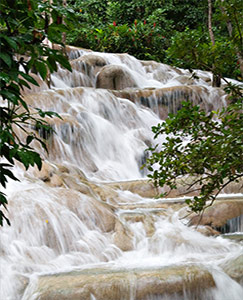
[111,85,221,119]
[113,221,134,251]
[105,180,159,199]
[96,65,138,90]
[71,54,107,76]
[220,254,243,284]
[189,200,243,229]
[32,265,215,300]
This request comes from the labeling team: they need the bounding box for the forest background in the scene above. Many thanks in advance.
[67,0,242,82]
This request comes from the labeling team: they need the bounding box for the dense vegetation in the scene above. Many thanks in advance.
[0,0,75,225]
[67,0,242,81]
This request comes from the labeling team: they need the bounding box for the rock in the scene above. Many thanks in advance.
[113,221,134,251]
[54,187,116,233]
[71,54,107,76]
[123,214,155,237]
[32,265,215,300]
[105,180,159,199]
[33,161,56,182]
[49,174,63,187]
[220,254,243,284]
[111,85,221,119]
[96,65,138,90]
[221,233,243,242]
[21,73,49,95]
[195,225,220,237]
[174,75,195,85]
[189,200,243,229]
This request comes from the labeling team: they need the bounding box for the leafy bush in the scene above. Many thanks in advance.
[67,20,170,62]
[166,27,240,80]
[145,85,243,213]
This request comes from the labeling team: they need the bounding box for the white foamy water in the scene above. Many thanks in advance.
[0,49,242,299]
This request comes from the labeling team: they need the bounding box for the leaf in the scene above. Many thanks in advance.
[0,90,19,104]
[19,72,39,86]
[46,56,57,72]
[54,54,72,71]
[0,53,12,67]
[35,60,48,80]
[2,35,18,50]
[26,135,34,145]
[0,72,10,83]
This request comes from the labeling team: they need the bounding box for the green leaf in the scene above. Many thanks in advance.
[1,35,18,50]
[19,72,39,86]
[0,53,12,67]
[35,61,48,80]
[0,73,10,83]
[26,135,34,145]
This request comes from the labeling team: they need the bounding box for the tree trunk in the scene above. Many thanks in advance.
[62,0,67,45]
[208,0,221,87]
[208,0,215,45]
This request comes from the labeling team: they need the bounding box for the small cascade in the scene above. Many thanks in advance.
[1,48,242,300]
[220,215,243,234]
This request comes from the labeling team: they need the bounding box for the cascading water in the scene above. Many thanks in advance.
[0,48,242,300]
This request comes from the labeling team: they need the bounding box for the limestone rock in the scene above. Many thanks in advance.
[195,225,220,237]
[33,265,215,300]
[21,73,49,95]
[220,254,243,283]
[113,221,134,251]
[71,54,107,76]
[174,75,195,85]
[49,174,63,187]
[189,200,243,228]
[105,180,159,199]
[96,65,138,90]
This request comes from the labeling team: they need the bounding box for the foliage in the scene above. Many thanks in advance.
[0,0,75,225]
[67,0,242,80]
[67,20,169,62]
[145,86,243,213]
[166,27,240,80]
[166,0,242,81]
[66,0,207,64]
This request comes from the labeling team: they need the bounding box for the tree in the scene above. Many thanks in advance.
[217,0,243,78]
[166,0,242,82]
[145,86,243,213]
[0,0,76,225]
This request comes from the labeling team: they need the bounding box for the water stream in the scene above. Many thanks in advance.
[0,48,242,299]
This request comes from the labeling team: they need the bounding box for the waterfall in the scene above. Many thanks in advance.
[1,49,242,300]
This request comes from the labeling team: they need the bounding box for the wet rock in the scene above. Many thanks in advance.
[71,54,107,76]
[174,75,195,85]
[21,73,49,94]
[33,161,56,182]
[220,254,243,284]
[55,187,116,233]
[113,221,134,251]
[105,180,159,198]
[111,85,220,119]
[221,233,243,242]
[33,265,215,300]
[49,174,63,187]
[96,65,138,90]
[195,225,220,237]
[189,200,243,229]
[123,214,155,237]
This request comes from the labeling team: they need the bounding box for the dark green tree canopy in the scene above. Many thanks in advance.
[0,0,76,225]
